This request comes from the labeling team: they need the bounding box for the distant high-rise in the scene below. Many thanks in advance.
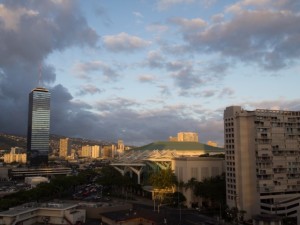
[177,132,199,142]
[27,87,51,167]
[59,138,71,158]
[224,106,300,222]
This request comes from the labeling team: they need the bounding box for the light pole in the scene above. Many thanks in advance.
[177,167,182,225]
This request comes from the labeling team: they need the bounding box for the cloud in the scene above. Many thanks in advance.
[103,32,151,53]
[138,74,156,83]
[157,0,216,10]
[0,0,98,137]
[158,85,172,96]
[146,23,169,33]
[145,50,165,68]
[242,98,300,111]
[157,0,195,10]
[218,88,235,98]
[170,17,206,32]
[201,90,215,98]
[77,84,103,96]
[180,2,300,70]
[73,61,119,81]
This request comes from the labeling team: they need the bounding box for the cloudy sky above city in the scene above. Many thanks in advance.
[1,0,300,146]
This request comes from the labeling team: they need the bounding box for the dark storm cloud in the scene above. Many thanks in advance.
[0,0,99,136]
[94,104,223,146]
[50,84,100,139]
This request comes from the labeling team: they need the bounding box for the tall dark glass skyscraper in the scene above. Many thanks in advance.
[27,87,51,167]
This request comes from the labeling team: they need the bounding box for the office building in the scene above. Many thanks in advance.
[27,87,51,167]
[224,106,300,223]
[59,138,71,158]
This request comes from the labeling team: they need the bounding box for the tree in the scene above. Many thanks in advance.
[165,191,186,207]
[149,168,178,205]
[149,168,177,190]
[193,174,226,205]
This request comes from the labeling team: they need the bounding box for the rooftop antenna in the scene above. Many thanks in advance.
[38,62,43,87]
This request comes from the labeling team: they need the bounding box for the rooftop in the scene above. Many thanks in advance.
[0,202,78,217]
[133,141,223,152]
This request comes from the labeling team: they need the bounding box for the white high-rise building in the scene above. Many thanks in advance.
[224,106,300,223]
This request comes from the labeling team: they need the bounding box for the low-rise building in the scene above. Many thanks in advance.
[0,202,85,225]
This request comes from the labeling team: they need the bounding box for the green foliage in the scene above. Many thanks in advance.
[165,191,186,207]
[193,174,226,204]
[149,168,177,189]
[0,170,94,211]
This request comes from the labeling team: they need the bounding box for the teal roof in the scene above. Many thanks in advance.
[132,141,223,152]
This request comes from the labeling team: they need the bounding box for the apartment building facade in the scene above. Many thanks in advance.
[224,106,300,223]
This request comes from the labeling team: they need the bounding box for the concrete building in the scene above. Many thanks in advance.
[59,138,71,158]
[172,156,224,208]
[0,202,85,225]
[224,106,300,223]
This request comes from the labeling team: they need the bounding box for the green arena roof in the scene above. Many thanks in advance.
[132,141,223,152]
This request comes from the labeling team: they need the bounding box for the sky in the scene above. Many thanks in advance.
[1,0,300,146]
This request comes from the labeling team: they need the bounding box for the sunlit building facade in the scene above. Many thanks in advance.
[59,138,71,158]
[27,87,51,167]
[177,132,199,142]
[224,106,300,223]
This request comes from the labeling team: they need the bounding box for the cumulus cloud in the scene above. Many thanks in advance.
[243,98,300,111]
[103,32,151,53]
[145,50,165,68]
[146,23,169,33]
[138,74,156,83]
[73,61,119,81]
[218,88,235,98]
[174,0,300,70]
[170,17,206,32]
[157,0,216,10]
[77,84,103,96]
[157,0,195,10]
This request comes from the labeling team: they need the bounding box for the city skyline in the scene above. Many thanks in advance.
[0,0,300,146]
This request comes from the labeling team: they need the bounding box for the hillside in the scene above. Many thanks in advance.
[0,133,114,152]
